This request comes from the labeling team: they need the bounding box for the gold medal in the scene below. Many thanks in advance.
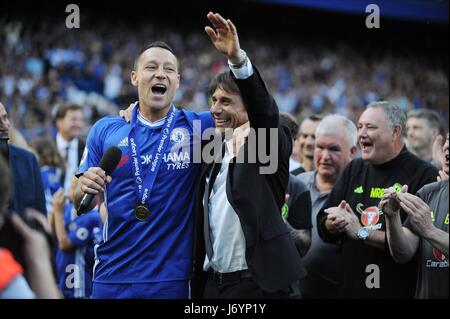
[135,204,150,221]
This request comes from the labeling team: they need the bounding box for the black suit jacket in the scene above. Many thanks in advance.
[192,67,303,297]
[7,145,46,215]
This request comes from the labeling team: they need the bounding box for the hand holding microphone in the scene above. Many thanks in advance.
[77,146,122,215]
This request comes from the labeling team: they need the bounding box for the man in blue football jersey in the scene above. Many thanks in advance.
[73,40,214,298]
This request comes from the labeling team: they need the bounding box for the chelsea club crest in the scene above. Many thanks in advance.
[170,128,189,145]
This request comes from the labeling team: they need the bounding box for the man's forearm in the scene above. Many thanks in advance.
[285,221,311,257]
[424,227,449,257]
[73,178,83,208]
[364,230,386,250]
[53,210,73,251]
[385,214,418,262]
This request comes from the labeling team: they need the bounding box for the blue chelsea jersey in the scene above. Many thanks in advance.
[55,202,103,298]
[78,108,214,284]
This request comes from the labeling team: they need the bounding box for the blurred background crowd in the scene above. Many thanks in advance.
[0,1,448,143]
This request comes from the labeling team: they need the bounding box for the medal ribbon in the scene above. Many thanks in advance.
[128,104,178,207]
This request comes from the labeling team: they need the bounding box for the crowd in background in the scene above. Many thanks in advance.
[0,17,448,143]
[0,8,448,300]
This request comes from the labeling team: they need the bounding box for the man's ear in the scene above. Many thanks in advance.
[131,70,138,87]
[430,127,439,139]
[176,73,180,89]
[393,124,402,139]
[350,146,357,159]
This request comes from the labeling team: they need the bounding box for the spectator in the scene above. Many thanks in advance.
[54,103,86,192]
[317,101,438,298]
[407,109,442,166]
[29,137,65,215]
[0,102,46,216]
[383,133,449,298]
[298,114,357,298]
[293,114,323,174]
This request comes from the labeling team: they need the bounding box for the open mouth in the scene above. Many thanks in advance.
[445,154,449,165]
[151,84,167,95]
[360,140,373,151]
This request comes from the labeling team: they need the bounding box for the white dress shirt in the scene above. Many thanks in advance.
[203,53,254,273]
[56,133,79,192]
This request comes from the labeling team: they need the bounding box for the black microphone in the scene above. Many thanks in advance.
[77,146,122,216]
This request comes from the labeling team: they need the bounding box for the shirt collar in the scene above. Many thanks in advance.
[137,110,167,128]
[56,133,76,150]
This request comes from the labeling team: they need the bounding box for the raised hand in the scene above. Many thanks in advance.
[380,186,402,218]
[398,192,434,237]
[205,12,243,64]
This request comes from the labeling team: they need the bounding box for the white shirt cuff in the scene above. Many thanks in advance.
[228,51,254,79]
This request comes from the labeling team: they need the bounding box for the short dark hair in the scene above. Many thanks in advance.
[208,71,240,97]
[280,112,299,140]
[54,103,83,121]
[0,156,10,211]
[133,41,178,71]
[407,108,442,134]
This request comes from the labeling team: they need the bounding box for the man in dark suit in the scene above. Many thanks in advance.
[54,103,86,192]
[0,102,46,216]
[191,12,302,299]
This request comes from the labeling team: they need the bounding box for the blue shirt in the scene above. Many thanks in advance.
[78,108,214,284]
[55,202,103,299]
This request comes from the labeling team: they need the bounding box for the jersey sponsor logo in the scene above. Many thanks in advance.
[163,151,190,163]
[170,128,189,145]
[356,203,382,230]
[427,247,449,268]
[118,137,128,147]
[164,151,191,170]
[354,186,364,194]
[141,154,153,165]
[370,187,385,199]
[370,183,403,198]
